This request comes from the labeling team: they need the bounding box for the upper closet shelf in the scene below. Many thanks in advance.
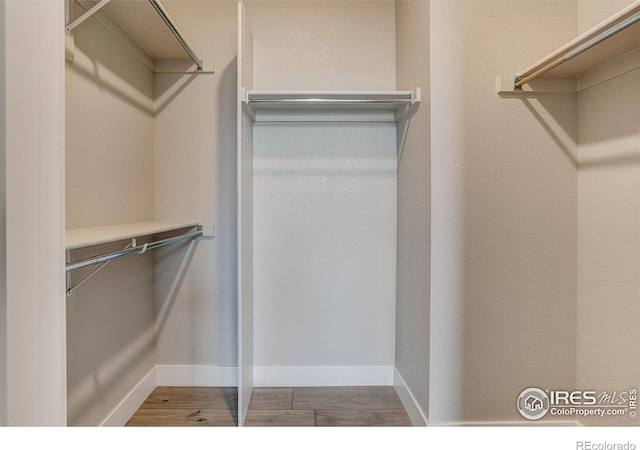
[66,0,213,73]
[497,0,640,94]
[242,89,421,123]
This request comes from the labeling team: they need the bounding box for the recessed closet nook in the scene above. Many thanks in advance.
[2,0,639,428]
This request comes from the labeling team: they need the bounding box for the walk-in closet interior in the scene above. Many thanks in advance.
[64,0,425,427]
[2,0,638,428]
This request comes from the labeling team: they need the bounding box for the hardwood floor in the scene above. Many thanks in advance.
[125,386,238,427]
[126,386,412,427]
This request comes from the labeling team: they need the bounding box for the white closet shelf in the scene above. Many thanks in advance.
[497,0,640,94]
[67,0,213,73]
[66,221,200,250]
[242,89,421,122]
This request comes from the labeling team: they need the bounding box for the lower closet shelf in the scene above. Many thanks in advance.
[64,221,204,296]
[65,221,203,274]
[65,221,200,250]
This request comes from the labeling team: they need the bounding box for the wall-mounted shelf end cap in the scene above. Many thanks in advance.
[496,76,518,94]
[396,87,421,122]
[411,87,421,103]
[496,75,578,95]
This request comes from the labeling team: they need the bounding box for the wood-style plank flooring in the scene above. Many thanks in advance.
[126,386,412,427]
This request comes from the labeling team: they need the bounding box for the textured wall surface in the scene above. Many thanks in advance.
[153,1,237,368]
[0,0,6,426]
[65,12,156,426]
[577,67,640,427]
[248,0,396,91]
[65,18,154,229]
[430,0,578,424]
[253,123,397,368]
[578,0,633,33]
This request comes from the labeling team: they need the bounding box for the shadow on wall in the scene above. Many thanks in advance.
[429,0,579,424]
[577,70,640,169]
[154,73,200,116]
[66,241,157,426]
[71,18,154,114]
[154,236,202,357]
[520,96,578,167]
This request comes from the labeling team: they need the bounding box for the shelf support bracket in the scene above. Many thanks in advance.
[396,88,421,170]
[66,0,112,33]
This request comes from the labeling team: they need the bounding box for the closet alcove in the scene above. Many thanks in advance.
[236,2,420,426]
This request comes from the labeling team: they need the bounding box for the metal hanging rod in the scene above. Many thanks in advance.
[65,0,203,72]
[244,90,419,107]
[515,5,640,88]
[247,98,414,105]
[147,0,203,71]
[66,226,203,273]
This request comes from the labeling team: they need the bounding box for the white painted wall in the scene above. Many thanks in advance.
[577,61,640,427]
[394,0,430,424]
[252,123,397,371]
[0,0,6,427]
[65,22,155,229]
[430,0,578,424]
[153,1,238,370]
[578,0,633,33]
[2,0,66,426]
[248,1,396,91]
[65,5,157,426]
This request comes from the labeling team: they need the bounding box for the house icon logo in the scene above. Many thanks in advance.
[525,395,543,411]
[517,388,549,420]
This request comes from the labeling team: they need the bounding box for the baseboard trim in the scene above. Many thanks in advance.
[393,366,428,426]
[427,420,582,427]
[254,365,394,387]
[101,365,238,426]
[155,365,238,387]
[101,367,157,427]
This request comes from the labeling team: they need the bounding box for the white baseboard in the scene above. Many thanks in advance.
[393,366,428,427]
[101,365,238,427]
[427,420,581,427]
[254,365,394,387]
[101,367,157,427]
[155,365,238,387]
[101,364,583,428]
